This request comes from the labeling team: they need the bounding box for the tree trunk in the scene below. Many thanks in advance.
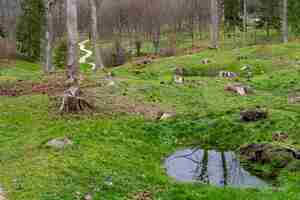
[66,0,79,84]
[210,0,219,49]
[44,0,55,73]
[89,0,104,71]
[243,0,247,43]
[282,0,288,43]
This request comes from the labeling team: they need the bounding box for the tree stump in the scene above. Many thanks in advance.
[240,107,268,122]
[59,87,93,113]
[173,67,184,84]
[225,84,252,96]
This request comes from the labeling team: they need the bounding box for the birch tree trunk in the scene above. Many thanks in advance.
[282,0,288,43]
[210,0,219,49]
[66,0,79,83]
[44,0,55,72]
[89,0,104,70]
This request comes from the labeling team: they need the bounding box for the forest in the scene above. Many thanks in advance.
[1,0,300,199]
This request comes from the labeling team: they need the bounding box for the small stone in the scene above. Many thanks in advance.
[83,193,92,200]
[104,176,113,187]
[201,58,211,64]
[160,112,175,120]
[46,138,73,149]
[173,75,184,84]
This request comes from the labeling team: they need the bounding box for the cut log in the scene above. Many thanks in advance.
[59,87,93,113]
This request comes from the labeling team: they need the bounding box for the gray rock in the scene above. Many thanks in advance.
[160,112,175,120]
[46,138,73,149]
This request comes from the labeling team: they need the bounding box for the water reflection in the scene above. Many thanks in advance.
[164,148,267,188]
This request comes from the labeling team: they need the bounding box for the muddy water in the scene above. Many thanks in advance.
[164,148,267,188]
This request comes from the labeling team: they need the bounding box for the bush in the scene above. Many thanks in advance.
[53,38,67,68]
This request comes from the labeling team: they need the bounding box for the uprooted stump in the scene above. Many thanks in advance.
[240,107,268,122]
[225,83,253,96]
[59,87,94,113]
[240,143,300,168]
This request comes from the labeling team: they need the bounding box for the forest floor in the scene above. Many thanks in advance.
[1,41,300,199]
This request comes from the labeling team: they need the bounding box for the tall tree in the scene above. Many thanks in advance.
[282,0,288,43]
[89,0,104,70]
[16,0,45,61]
[44,0,56,72]
[66,0,79,83]
[210,0,219,48]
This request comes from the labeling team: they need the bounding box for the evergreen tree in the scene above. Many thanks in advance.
[257,0,281,37]
[16,0,45,61]
[224,0,242,32]
[288,0,300,35]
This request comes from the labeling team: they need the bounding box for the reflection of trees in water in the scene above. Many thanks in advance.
[166,148,267,187]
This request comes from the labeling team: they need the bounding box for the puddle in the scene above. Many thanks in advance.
[164,148,267,188]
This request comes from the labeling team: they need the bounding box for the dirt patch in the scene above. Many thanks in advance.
[0,79,66,97]
[84,88,173,120]
[110,95,168,120]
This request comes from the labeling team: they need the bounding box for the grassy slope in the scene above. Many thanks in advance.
[1,42,300,199]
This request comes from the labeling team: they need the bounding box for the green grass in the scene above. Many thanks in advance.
[1,41,300,199]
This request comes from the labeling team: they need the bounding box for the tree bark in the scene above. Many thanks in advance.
[282,0,288,43]
[66,0,79,83]
[243,0,247,43]
[88,0,104,70]
[210,0,219,49]
[44,0,55,73]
